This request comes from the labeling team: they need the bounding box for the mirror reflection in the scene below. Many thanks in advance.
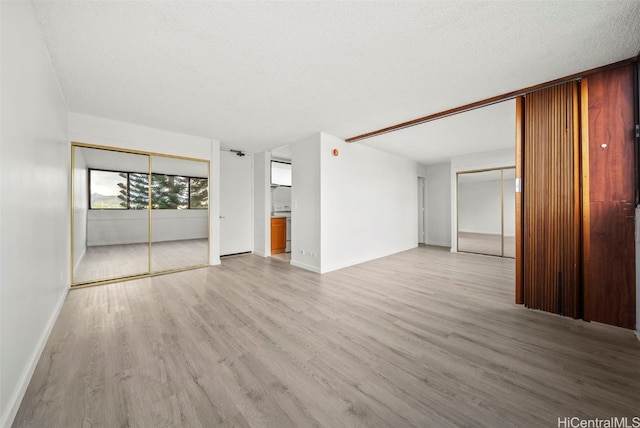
[72,145,210,285]
[151,155,209,272]
[502,168,516,258]
[73,147,150,283]
[457,167,515,258]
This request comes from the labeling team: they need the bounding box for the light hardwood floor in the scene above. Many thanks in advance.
[14,246,640,427]
[74,239,208,283]
[270,252,292,263]
[458,232,516,258]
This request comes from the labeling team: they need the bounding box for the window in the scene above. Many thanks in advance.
[189,177,209,209]
[127,173,150,209]
[89,169,207,210]
[271,160,291,186]
[152,174,188,209]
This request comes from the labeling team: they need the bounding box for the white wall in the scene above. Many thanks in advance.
[87,210,148,245]
[73,148,88,269]
[1,3,70,426]
[271,186,291,211]
[152,210,208,242]
[320,133,418,273]
[291,132,418,273]
[424,162,452,247]
[86,209,207,246]
[68,113,221,264]
[458,179,502,234]
[290,134,322,272]
[504,178,516,237]
[450,148,515,252]
[253,152,271,257]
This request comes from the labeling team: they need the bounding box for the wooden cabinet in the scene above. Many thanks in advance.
[271,217,286,254]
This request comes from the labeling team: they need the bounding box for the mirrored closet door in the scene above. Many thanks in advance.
[71,143,209,286]
[457,167,515,258]
[150,155,209,272]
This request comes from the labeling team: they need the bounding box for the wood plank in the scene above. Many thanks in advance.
[583,64,636,329]
[515,96,524,304]
[523,82,581,318]
[13,247,640,427]
[73,239,208,284]
[581,77,593,327]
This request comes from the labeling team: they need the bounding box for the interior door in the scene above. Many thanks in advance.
[418,177,425,244]
[220,150,253,256]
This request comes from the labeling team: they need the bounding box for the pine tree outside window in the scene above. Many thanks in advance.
[189,177,208,209]
[89,169,207,210]
[120,172,149,209]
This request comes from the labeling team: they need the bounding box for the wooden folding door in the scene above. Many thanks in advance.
[581,64,636,329]
[522,82,581,318]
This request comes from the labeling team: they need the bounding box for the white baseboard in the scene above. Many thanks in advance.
[253,250,268,257]
[290,260,321,273]
[0,286,69,428]
[426,241,451,248]
[320,246,413,274]
[73,245,86,273]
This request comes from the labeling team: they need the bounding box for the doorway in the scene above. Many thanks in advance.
[418,177,426,244]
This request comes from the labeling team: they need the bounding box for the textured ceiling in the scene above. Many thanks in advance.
[32,1,640,162]
[361,99,516,165]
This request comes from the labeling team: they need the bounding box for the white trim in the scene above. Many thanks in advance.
[427,241,452,248]
[73,245,86,273]
[290,260,321,273]
[0,287,69,428]
[319,246,414,274]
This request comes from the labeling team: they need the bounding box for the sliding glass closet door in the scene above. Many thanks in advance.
[457,167,515,258]
[71,142,210,287]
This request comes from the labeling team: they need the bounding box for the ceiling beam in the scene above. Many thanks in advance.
[346,57,637,143]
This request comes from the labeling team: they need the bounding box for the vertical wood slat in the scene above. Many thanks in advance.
[581,78,592,324]
[523,82,581,318]
[515,97,524,304]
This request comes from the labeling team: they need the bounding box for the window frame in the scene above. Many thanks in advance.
[270,160,292,187]
[88,168,208,210]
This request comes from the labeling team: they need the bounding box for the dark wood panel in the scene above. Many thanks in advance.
[523,82,581,318]
[583,65,636,329]
[588,65,636,202]
[584,202,636,328]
